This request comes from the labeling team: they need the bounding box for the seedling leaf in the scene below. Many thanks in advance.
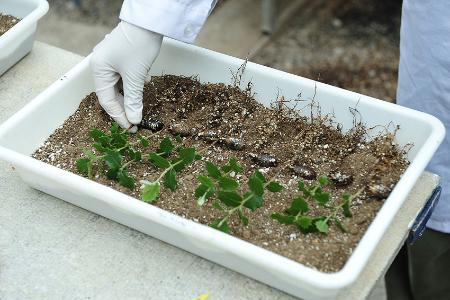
[218,191,242,207]
[138,135,150,147]
[275,175,357,235]
[90,128,106,142]
[287,197,309,215]
[271,213,295,225]
[212,201,225,211]
[248,173,264,196]
[219,176,239,191]
[335,219,348,232]
[211,218,230,233]
[111,132,127,148]
[76,158,92,177]
[110,122,120,134]
[342,194,352,217]
[106,168,119,179]
[104,150,122,170]
[141,181,161,203]
[83,149,97,160]
[296,216,313,230]
[128,147,142,162]
[243,192,263,211]
[206,161,221,179]
[159,137,174,155]
[315,220,329,234]
[164,168,177,191]
[267,181,283,192]
[118,170,135,189]
[179,147,196,164]
[222,157,243,173]
[254,170,266,183]
[149,153,170,169]
[318,175,328,186]
[315,191,330,206]
[171,157,186,172]
[93,142,107,153]
[238,210,249,226]
[197,175,215,188]
[298,180,307,193]
[195,184,215,206]
[175,135,183,143]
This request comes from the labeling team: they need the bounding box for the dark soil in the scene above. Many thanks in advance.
[33,75,409,273]
[0,13,20,37]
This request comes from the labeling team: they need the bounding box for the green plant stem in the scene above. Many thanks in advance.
[156,160,184,182]
[217,174,283,228]
[118,131,160,152]
[120,160,135,171]
[324,187,364,223]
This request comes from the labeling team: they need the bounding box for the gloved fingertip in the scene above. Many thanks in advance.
[126,111,143,125]
[128,125,138,134]
[114,115,132,130]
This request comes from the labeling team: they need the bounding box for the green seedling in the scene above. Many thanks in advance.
[271,176,362,234]
[76,123,149,189]
[140,139,199,203]
[76,123,196,202]
[140,134,203,202]
[195,158,283,233]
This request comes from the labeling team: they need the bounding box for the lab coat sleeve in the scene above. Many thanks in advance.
[119,0,217,44]
[398,0,450,233]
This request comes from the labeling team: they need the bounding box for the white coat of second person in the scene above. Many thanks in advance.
[398,0,450,233]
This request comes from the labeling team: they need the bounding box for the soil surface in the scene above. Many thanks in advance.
[254,0,402,102]
[33,75,408,273]
[0,13,20,37]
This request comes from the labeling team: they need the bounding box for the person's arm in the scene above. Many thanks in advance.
[90,0,217,131]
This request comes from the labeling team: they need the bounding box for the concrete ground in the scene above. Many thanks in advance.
[37,0,302,58]
[28,1,392,299]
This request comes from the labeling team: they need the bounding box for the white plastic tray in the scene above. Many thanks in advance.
[0,39,445,299]
[0,0,48,76]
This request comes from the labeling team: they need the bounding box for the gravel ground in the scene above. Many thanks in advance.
[254,0,402,102]
[47,0,122,27]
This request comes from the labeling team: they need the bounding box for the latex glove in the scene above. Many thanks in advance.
[90,21,163,130]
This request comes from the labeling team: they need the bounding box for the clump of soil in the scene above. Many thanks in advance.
[33,75,409,272]
[0,13,20,37]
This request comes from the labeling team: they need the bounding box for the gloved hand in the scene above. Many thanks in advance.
[90,21,163,130]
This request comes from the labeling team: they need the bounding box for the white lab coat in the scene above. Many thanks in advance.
[398,0,450,233]
[120,0,217,44]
